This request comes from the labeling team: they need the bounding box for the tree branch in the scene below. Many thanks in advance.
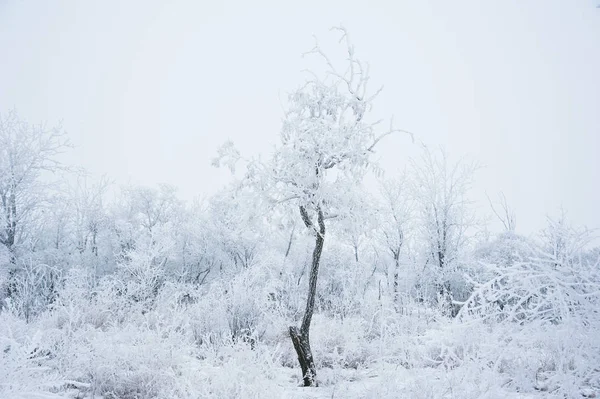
[299,205,313,229]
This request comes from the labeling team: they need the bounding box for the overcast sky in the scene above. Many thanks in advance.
[0,0,598,236]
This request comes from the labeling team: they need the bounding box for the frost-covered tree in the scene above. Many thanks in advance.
[540,208,594,268]
[170,201,218,284]
[110,184,182,263]
[68,176,110,258]
[411,147,477,315]
[0,110,70,265]
[378,174,412,304]
[122,184,181,235]
[206,187,263,272]
[334,187,378,264]
[214,27,411,386]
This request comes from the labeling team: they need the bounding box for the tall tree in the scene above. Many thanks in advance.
[215,27,411,386]
[411,147,477,315]
[378,174,412,305]
[0,110,69,265]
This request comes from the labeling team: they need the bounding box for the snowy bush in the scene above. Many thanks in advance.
[459,252,600,326]
[5,261,61,322]
[0,313,76,399]
[60,324,194,399]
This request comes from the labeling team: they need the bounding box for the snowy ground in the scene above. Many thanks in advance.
[210,365,549,399]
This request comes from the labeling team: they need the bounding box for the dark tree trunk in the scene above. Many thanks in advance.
[289,205,325,387]
[6,185,17,265]
[91,230,98,256]
[280,225,295,278]
[391,229,403,309]
[8,188,16,250]
[289,326,316,386]
[284,225,295,259]
[393,250,400,305]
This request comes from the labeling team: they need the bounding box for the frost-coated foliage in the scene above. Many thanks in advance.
[3,220,597,398]
[213,27,412,223]
[2,230,599,398]
[1,31,600,398]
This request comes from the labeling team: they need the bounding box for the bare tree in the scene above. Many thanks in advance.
[379,173,412,305]
[0,110,70,265]
[487,191,516,232]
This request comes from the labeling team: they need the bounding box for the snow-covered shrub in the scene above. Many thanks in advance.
[46,270,130,330]
[0,313,75,399]
[302,294,439,374]
[112,228,177,316]
[406,315,600,397]
[474,232,537,270]
[164,257,287,349]
[459,253,599,326]
[185,342,286,399]
[58,324,194,399]
[47,267,97,331]
[6,261,61,322]
[310,314,371,369]
[57,317,286,399]
[420,227,600,397]
[224,270,268,343]
[315,242,381,319]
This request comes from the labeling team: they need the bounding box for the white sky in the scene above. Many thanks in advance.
[0,0,599,236]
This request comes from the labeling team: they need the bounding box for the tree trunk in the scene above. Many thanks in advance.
[6,185,17,265]
[91,230,98,256]
[281,225,295,278]
[393,250,400,307]
[289,205,325,387]
[391,230,403,310]
[284,225,295,259]
[289,326,316,386]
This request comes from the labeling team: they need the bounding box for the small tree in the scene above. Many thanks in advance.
[68,175,111,258]
[110,184,182,264]
[206,187,262,272]
[334,186,378,264]
[214,27,411,386]
[122,184,181,235]
[539,208,596,272]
